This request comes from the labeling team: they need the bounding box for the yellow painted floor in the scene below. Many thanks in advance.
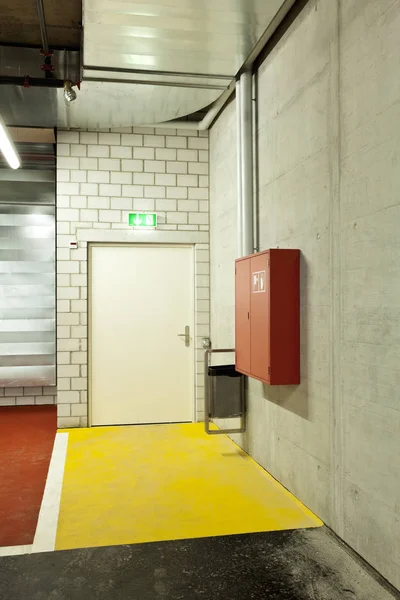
[56,423,322,551]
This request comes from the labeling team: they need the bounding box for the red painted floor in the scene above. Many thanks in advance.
[0,405,57,547]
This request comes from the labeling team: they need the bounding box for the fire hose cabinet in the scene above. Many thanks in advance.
[235,249,300,385]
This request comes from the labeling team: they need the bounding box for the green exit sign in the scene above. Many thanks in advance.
[128,212,157,228]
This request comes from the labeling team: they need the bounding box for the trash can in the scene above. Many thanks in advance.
[208,364,243,419]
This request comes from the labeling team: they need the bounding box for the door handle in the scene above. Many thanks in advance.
[177,325,190,347]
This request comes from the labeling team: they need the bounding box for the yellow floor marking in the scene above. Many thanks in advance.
[56,423,322,551]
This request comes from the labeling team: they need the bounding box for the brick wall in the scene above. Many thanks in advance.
[0,387,56,407]
[56,126,210,428]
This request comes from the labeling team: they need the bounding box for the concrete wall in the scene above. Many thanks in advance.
[56,126,210,428]
[209,99,237,352]
[339,0,400,586]
[209,0,400,589]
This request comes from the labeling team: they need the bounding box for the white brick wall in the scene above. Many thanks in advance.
[56,126,209,428]
[0,387,57,407]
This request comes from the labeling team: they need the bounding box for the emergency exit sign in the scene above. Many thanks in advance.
[128,212,157,228]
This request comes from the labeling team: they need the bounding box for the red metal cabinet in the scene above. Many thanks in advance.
[235,257,251,374]
[235,249,300,386]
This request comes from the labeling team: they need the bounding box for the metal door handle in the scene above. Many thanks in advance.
[177,325,190,347]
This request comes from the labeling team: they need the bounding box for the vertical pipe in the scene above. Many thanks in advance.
[36,0,49,54]
[240,70,254,256]
[236,79,243,257]
[252,72,259,253]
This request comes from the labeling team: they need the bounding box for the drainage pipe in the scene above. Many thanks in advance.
[239,70,254,257]
[236,79,243,257]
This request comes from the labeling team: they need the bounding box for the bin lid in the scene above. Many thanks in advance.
[208,364,242,378]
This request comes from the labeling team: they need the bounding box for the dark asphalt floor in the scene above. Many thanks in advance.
[0,527,398,600]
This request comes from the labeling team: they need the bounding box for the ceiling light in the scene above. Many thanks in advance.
[0,115,20,169]
[64,81,77,103]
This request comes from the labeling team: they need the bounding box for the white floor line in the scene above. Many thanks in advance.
[31,432,69,554]
[0,544,33,557]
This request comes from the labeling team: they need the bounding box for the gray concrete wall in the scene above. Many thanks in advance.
[210,99,237,353]
[339,0,400,585]
[209,0,400,589]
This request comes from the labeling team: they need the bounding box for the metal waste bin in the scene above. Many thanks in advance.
[204,349,246,435]
[208,365,242,418]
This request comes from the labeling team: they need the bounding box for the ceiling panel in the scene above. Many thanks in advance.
[83,0,287,77]
[0,82,220,129]
[58,80,221,128]
[0,0,293,128]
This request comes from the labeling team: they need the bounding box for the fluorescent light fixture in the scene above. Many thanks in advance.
[0,115,20,169]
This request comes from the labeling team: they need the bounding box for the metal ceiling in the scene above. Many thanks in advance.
[83,0,287,77]
[76,0,292,127]
[0,81,221,129]
[0,0,295,128]
[0,44,219,128]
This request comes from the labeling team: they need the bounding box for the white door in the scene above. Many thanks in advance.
[89,244,194,426]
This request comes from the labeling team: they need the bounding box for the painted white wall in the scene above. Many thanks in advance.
[210,0,400,589]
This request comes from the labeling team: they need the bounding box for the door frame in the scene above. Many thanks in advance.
[87,242,196,427]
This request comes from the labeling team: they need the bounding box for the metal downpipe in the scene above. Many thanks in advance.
[239,71,254,257]
[236,79,243,257]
